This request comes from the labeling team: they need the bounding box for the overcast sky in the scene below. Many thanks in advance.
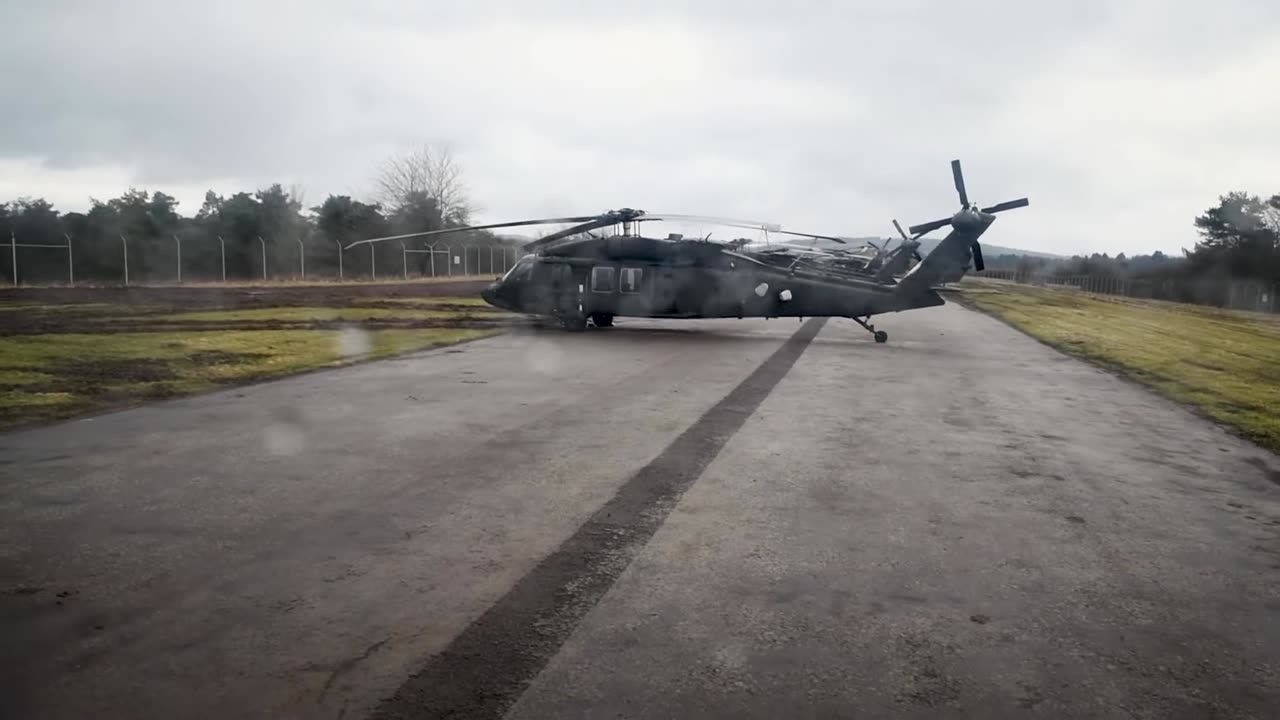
[2,0,1277,255]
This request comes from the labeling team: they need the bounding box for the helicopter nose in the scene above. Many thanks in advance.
[481,282,501,308]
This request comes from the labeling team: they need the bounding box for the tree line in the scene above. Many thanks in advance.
[0,145,521,285]
[4,152,1278,300]
[981,191,1280,307]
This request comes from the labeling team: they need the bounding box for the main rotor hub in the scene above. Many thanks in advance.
[609,208,646,222]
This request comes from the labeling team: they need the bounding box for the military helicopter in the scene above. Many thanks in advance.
[345,160,1028,343]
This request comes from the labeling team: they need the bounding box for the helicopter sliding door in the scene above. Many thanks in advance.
[651,266,681,316]
[550,262,582,318]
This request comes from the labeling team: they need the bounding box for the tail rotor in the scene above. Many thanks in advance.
[905,159,1029,272]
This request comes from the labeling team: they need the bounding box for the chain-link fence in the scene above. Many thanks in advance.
[0,233,525,287]
[977,269,1278,313]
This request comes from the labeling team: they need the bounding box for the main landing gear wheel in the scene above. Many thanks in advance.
[590,313,614,328]
[853,316,888,344]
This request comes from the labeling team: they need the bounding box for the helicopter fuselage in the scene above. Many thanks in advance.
[481,239,944,325]
[343,159,1027,340]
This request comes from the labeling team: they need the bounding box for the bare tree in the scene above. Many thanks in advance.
[373,143,474,226]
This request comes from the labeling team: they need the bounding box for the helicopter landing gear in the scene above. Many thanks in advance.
[854,316,888,344]
[590,313,614,328]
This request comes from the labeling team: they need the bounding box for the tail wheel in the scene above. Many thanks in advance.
[591,313,614,328]
[873,330,888,344]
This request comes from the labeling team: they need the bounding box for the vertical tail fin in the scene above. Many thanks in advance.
[894,227,981,295]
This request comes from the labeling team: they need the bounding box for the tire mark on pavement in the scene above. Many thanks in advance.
[369,318,828,720]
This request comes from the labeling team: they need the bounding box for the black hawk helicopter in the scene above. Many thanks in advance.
[346,160,1028,343]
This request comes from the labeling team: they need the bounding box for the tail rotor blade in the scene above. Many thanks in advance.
[952,159,969,208]
[980,198,1030,214]
[907,217,951,237]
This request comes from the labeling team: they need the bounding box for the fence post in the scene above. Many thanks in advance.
[370,244,376,280]
[9,232,15,285]
[335,239,343,280]
[400,241,408,280]
[297,237,305,279]
[448,246,453,276]
[120,234,129,286]
[173,234,182,283]
[428,243,436,277]
[218,236,226,282]
[258,236,267,280]
[65,233,74,286]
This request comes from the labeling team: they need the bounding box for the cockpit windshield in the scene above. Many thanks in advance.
[501,255,536,283]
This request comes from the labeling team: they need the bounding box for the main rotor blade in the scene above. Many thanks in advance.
[892,219,910,242]
[343,215,600,249]
[644,213,781,232]
[980,197,1030,214]
[772,228,846,244]
[972,241,985,272]
[952,159,969,208]
[907,217,951,237]
[642,214,847,244]
[523,216,629,251]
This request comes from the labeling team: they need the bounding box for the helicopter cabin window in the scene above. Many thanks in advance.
[591,266,615,293]
[620,267,642,293]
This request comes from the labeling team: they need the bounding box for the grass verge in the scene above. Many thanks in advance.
[0,295,505,430]
[958,280,1280,453]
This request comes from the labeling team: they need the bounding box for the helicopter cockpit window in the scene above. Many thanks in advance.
[620,267,642,293]
[502,256,535,284]
[591,266,615,293]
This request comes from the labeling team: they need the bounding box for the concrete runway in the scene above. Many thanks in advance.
[2,303,1278,719]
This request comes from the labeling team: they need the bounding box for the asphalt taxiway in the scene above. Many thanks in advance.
[2,303,1277,719]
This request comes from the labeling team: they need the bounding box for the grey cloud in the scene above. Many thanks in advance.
[3,1,1278,254]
